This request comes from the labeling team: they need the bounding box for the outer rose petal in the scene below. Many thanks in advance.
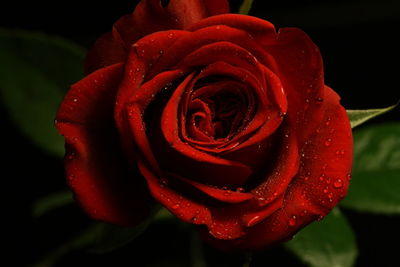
[267,28,325,144]
[202,86,352,250]
[55,64,153,226]
[85,0,229,73]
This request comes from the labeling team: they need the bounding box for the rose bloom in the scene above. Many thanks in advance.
[55,0,352,250]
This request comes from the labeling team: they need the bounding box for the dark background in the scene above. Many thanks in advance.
[1,0,399,266]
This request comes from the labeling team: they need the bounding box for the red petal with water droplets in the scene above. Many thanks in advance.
[201,86,352,250]
[267,27,325,144]
[85,0,230,73]
[55,64,153,226]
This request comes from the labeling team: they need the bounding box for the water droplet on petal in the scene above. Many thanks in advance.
[67,152,75,160]
[289,216,297,226]
[167,33,174,39]
[347,173,352,181]
[319,174,325,181]
[236,187,245,193]
[223,191,231,196]
[73,98,78,103]
[333,179,343,189]
[324,138,332,147]
[325,118,331,126]
[159,178,168,188]
[335,149,345,155]
[172,204,180,210]
[247,215,261,227]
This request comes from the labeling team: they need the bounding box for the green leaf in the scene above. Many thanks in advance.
[347,102,398,128]
[0,29,85,157]
[32,207,166,266]
[341,123,400,214]
[32,191,74,218]
[88,221,150,254]
[239,0,254,15]
[285,208,357,267]
[88,207,167,254]
[32,224,103,267]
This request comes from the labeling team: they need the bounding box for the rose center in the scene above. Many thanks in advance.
[185,78,255,142]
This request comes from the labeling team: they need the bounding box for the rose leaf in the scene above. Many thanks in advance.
[284,208,358,267]
[239,0,254,15]
[0,29,85,157]
[347,102,398,128]
[341,123,400,214]
[88,207,169,254]
[32,191,74,218]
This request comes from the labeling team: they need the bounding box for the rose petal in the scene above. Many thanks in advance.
[149,24,278,78]
[55,63,152,226]
[296,86,353,211]
[201,86,352,250]
[85,0,229,73]
[268,27,325,144]
[171,173,254,204]
[189,14,276,44]
[114,30,187,166]
[159,72,253,187]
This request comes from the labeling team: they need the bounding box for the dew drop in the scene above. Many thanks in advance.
[73,98,78,103]
[247,215,261,227]
[289,216,297,226]
[159,178,168,188]
[328,192,334,199]
[316,97,324,103]
[323,187,328,194]
[236,187,245,193]
[335,150,345,155]
[347,173,352,181]
[67,152,75,160]
[322,163,328,170]
[159,50,164,55]
[319,174,325,181]
[223,191,232,196]
[167,33,174,39]
[325,118,331,126]
[333,179,343,189]
[172,204,180,210]
[324,138,332,147]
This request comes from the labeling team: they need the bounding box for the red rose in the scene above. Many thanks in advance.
[56,0,353,250]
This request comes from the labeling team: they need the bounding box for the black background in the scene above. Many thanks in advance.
[1,0,399,266]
